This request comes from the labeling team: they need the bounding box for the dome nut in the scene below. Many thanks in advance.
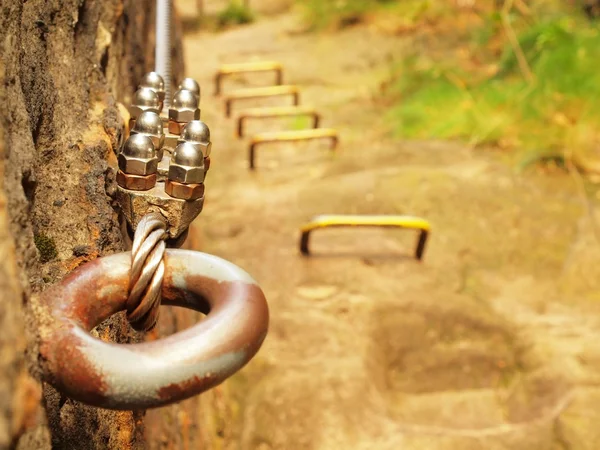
[118,134,159,176]
[168,142,205,184]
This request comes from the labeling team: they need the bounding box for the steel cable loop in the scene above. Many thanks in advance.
[127,213,168,331]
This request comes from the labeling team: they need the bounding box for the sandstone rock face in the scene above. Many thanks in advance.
[0,1,184,448]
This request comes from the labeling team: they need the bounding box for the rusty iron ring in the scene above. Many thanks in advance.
[37,249,269,410]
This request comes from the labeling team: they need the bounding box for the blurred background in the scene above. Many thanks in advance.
[168,1,600,449]
[184,0,600,173]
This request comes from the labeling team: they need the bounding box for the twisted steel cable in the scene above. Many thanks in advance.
[127,213,168,331]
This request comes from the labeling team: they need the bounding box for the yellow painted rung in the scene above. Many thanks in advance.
[299,214,431,260]
[225,85,300,117]
[220,61,282,74]
[237,106,320,137]
[251,128,337,143]
[300,215,431,232]
[248,129,339,170]
[215,61,284,95]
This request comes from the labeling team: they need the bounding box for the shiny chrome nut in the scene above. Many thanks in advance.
[140,72,166,102]
[177,120,211,158]
[178,78,200,99]
[131,111,165,159]
[118,134,159,176]
[165,180,205,200]
[116,171,157,191]
[168,89,200,123]
[128,87,161,119]
[168,142,205,184]
[204,156,211,172]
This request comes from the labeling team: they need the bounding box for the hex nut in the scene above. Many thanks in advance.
[140,72,166,102]
[177,120,211,157]
[168,120,187,135]
[204,156,211,172]
[168,89,200,123]
[116,171,157,191]
[168,109,201,124]
[178,78,201,99]
[128,87,160,119]
[168,142,205,184]
[165,180,205,200]
[131,111,165,159]
[168,165,205,184]
[118,134,159,176]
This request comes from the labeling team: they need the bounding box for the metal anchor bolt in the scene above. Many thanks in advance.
[179,120,212,178]
[117,134,159,191]
[131,111,166,160]
[168,89,200,135]
[178,77,201,100]
[178,120,211,157]
[166,142,205,200]
[129,87,161,130]
[139,71,166,111]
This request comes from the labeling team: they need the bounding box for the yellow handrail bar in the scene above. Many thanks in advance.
[236,106,320,137]
[225,85,300,117]
[215,61,284,95]
[248,128,338,170]
[299,215,431,260]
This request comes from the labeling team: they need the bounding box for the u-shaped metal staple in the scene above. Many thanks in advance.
[299,215,431,260]
[248,128,339,170]
[215,61,283,96]
[224,85,300,118]
[36,250,269,410]
[236,106,321,138]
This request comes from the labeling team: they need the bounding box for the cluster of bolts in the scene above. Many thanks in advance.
[118,72,210,201]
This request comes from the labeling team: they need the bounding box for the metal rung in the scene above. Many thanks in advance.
[299,215,431,260]
[215,61,284,95]
[248,128,338,170]
[225,85,300,118]
[236,106,320,138]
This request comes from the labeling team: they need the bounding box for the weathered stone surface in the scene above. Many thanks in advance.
[0,1,184,448]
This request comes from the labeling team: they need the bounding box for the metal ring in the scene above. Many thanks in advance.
[37,249,269,410]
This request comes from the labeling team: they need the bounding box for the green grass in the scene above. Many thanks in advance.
[34,233,57,263]
[385,10,600,168]
[298,0,397,29]
[297,0,450,30]
[217,1,254,28]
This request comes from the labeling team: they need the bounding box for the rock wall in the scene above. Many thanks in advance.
[0,1,185,448]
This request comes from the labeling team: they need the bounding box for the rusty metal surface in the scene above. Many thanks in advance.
[36,249,269,410]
